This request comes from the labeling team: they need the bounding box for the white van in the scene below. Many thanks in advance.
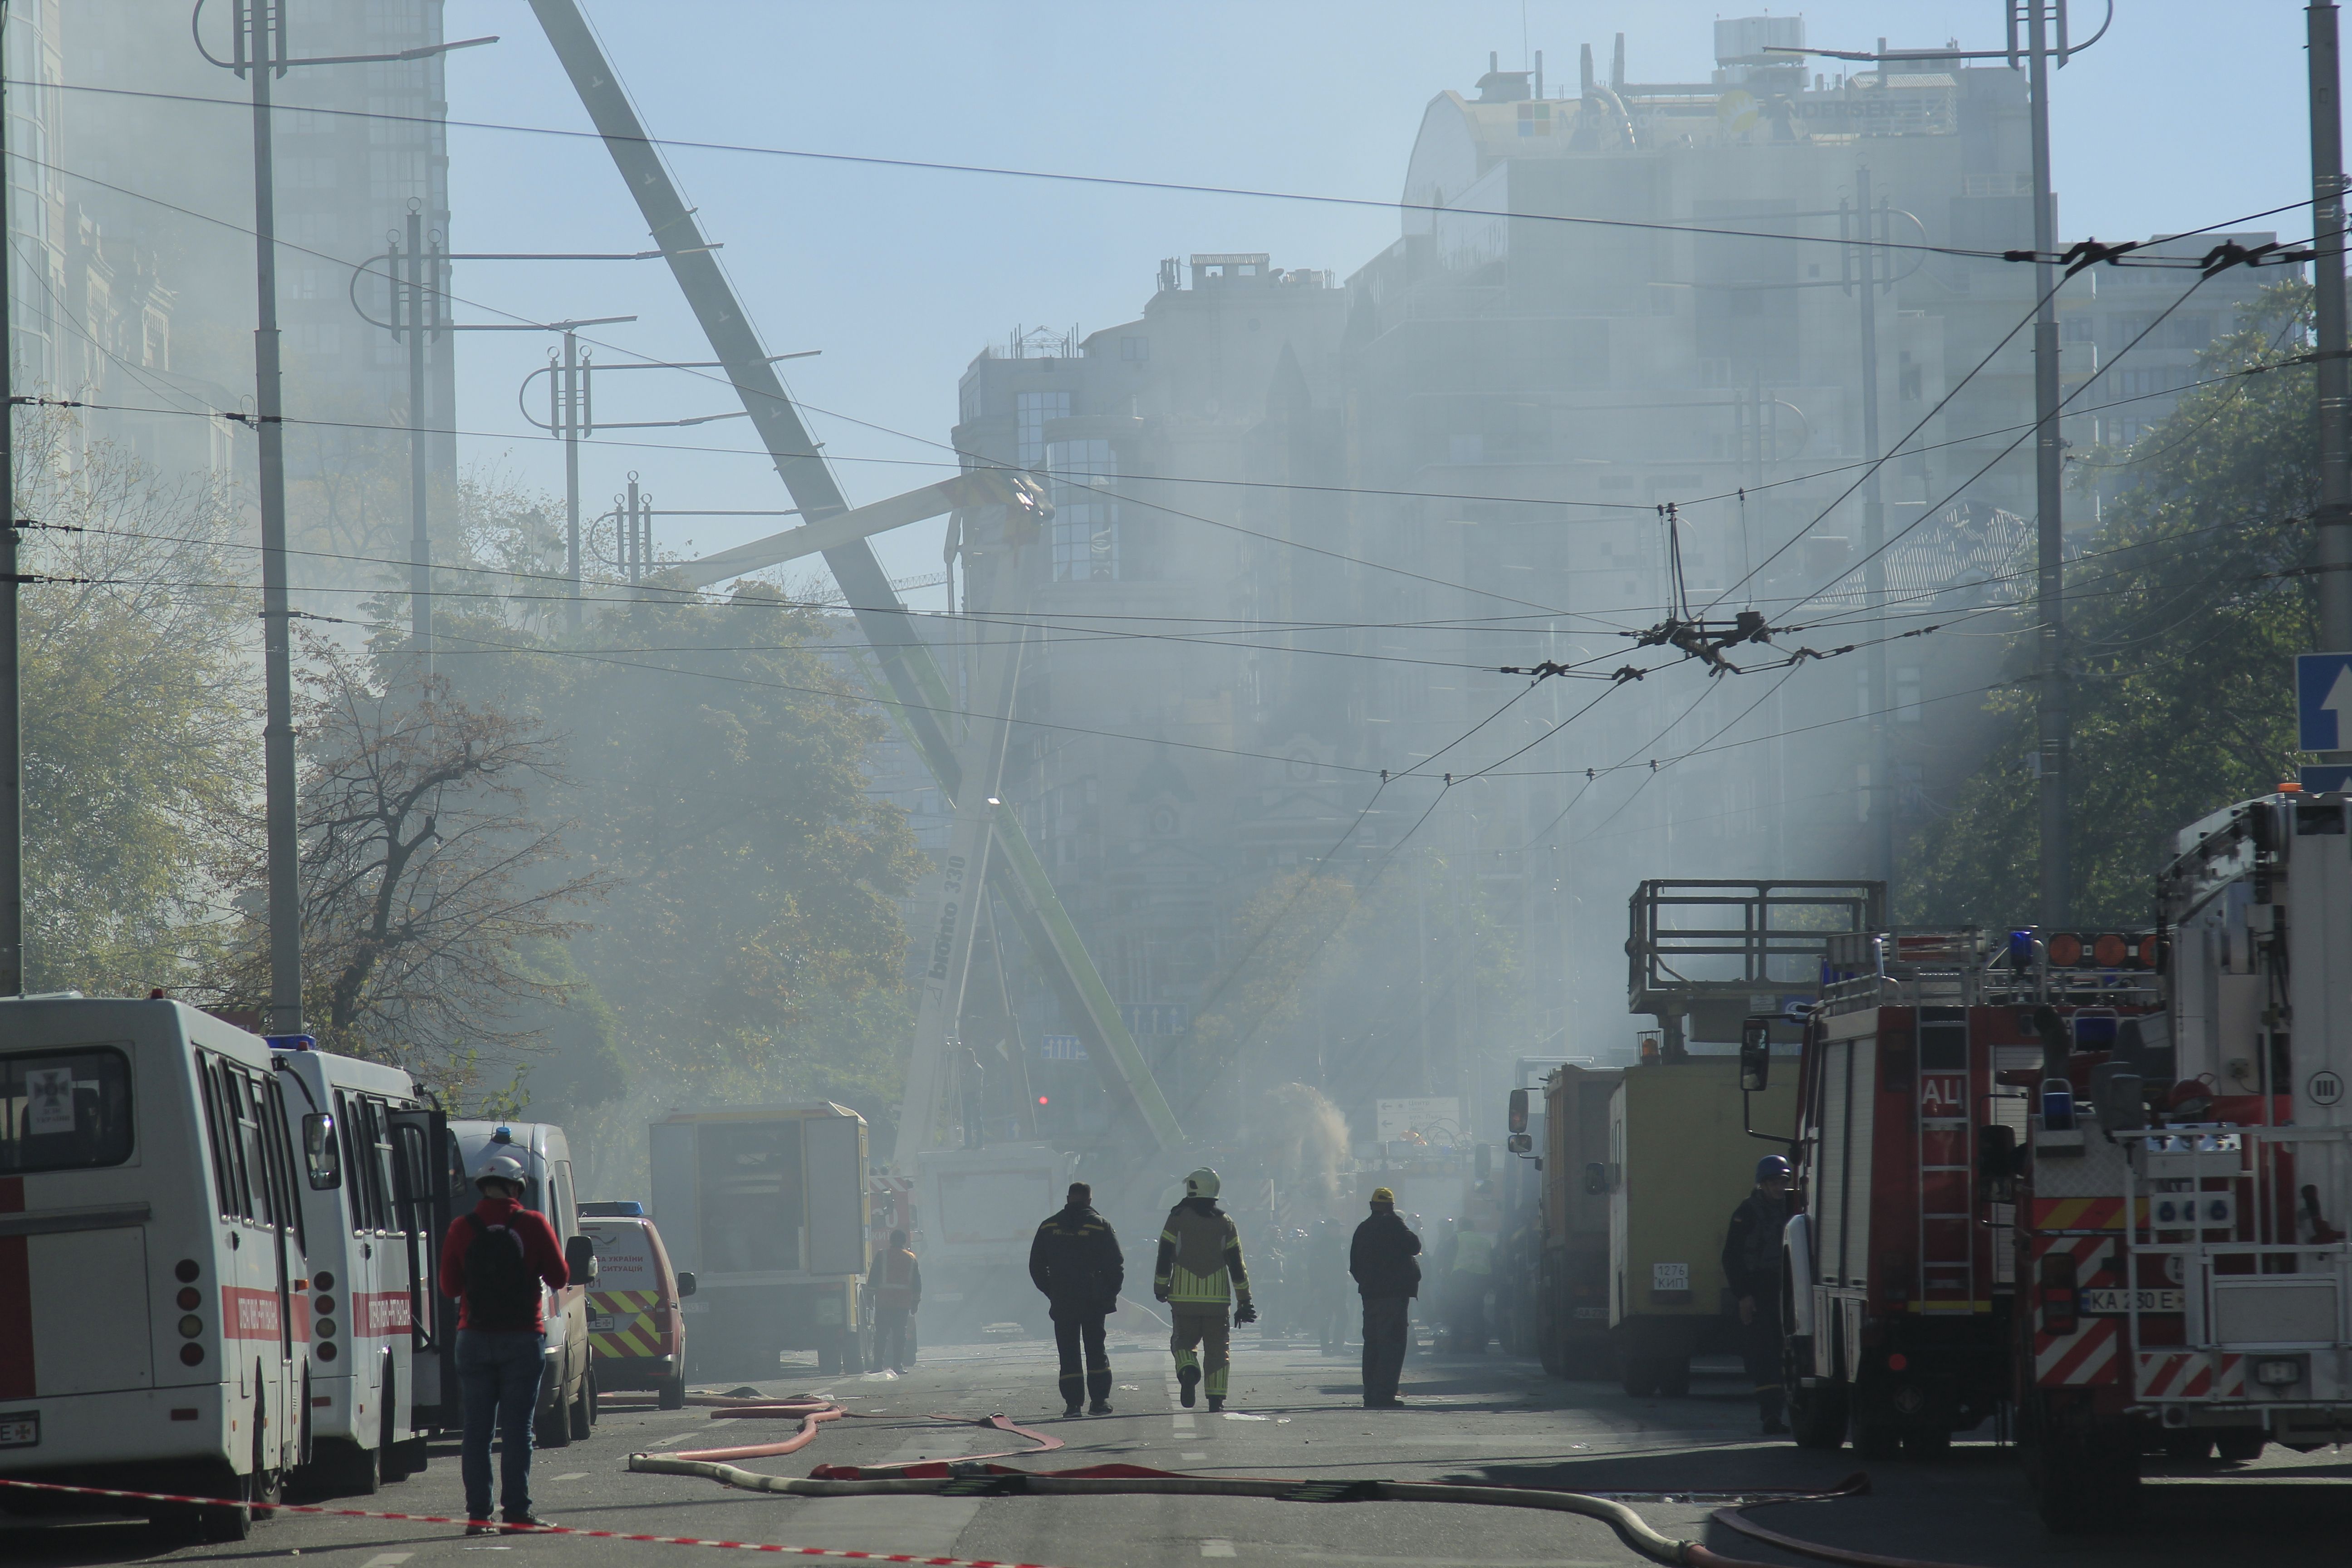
[446,1121,596,1445]
[272,1044,439,1494]
[0,997,310,1541]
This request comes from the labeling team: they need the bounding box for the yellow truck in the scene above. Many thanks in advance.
[1604,1054,1797,1395]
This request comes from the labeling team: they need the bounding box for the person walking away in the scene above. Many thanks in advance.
[1723,1154,1794,1435]
[1153,1169,1253,1411]
[872,1228,921,1375]
[441,1152,569,1534]
[1029,1182,1124,1416]
[1350,1188,1421,1407]
[1308,1219,1347,1354]
[1448,1215,1496,1355]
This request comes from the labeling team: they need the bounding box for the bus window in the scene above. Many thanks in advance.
[264,1078,304,1252]
[216,1065,258,1223]
[0,1046,133,1174]
[197,1058,233,1216]
[362,1099,398,1235]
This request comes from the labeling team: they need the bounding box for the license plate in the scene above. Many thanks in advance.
[588,1316,617,1333]
[2082,1288,2183,1314]
[0,1411,37,1448]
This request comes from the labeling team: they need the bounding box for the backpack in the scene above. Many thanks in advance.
[463,1214,540,1325]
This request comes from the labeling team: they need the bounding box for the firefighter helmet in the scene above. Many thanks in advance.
[1755,1154,1792,1182]
[1184,1167,1221,1200]
[475,1152,530,1191]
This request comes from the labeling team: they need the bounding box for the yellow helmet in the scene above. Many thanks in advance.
[1184,1167,1221,1200]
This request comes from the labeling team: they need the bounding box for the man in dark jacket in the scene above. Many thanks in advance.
[1348,1187,1422,1408]
[1723,1154,1793,1435]
[1029,1182,1124,1416]
[440,1151,569,1533]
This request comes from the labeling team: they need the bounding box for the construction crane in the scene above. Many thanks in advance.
[524,3,1185,1186]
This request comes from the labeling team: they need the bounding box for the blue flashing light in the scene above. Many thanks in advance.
[2008,930,2035,966]
[265,1034,318,1052]
[492,1125,513,1144]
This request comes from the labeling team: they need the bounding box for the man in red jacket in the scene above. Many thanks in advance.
[440,1150,568,1533]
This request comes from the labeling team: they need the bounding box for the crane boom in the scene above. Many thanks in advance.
[526,0,1182,1155]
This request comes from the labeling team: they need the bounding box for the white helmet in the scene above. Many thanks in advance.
[1184,1167,1221,1200]
[475,1152,529,1191]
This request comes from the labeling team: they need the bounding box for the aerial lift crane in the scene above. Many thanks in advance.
[523,6,1184,1236]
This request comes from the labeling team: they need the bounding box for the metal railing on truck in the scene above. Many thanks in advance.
[1817,928,2163,1017]
[1626,879,1883,1049]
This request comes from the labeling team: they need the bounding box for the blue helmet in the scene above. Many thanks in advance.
[1755,1154,1793,1182]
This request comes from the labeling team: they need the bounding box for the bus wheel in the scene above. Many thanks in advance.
[659,1372,688,1410]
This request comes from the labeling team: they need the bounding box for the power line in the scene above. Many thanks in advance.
[27,76,2298,265]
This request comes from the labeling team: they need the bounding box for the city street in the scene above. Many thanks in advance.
[10,1328,2352,1568]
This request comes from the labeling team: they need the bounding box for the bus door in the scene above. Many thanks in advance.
[387,1107,446,1421]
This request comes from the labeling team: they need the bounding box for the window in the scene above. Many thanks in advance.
[1119,336,1149,362]
[0,1046,133,1174]
[1015,390,1069,469]
[1047,437,1119,582]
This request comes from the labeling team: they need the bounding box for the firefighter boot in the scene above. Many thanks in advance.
[1178,1364,1200,1408]
[1207,1395,1225,1412]
[1759,1387,1789,1436]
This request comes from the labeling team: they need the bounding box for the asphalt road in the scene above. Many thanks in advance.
[9,1325,2352,1568]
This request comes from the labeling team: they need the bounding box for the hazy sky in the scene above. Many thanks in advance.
[439,1,2311,609]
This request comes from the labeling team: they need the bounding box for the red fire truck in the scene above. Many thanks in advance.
[1772,927,2161,1464]
[2006,791,2352,1529]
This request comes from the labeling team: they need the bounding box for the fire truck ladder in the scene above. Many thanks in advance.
[1915,1008,1978,1312]
[526,0,1184,1154]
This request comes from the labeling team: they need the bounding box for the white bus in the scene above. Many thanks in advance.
[447,1120,598,1446]
[0,997,309,1541]
[272,1044,443,1494]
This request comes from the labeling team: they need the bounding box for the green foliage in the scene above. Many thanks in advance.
[422,552,921,1129]
[17,420,251,996]
[1906,282,2318,926]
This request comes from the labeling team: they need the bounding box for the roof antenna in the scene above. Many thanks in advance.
[1612,32,1626,93]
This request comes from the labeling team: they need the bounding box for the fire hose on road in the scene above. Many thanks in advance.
[627,1450,1996,1568]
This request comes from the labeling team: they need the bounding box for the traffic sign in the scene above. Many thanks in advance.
[2296,653,2352,751]
[2301,764,2352,793]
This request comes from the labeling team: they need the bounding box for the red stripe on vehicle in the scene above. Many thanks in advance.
[220,1285,283,1341]
[2046,1318,2118,1385]
[0,1177,30,1400]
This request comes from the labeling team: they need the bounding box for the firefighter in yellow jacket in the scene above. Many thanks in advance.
[1154,1168,1254,1411]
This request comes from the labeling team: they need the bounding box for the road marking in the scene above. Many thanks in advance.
[1172,1414,1196,1433]
[358,1556,414,1568]
[550,1472,589,1482]
[1182,1451,1208,1461]
[1200,1542,1236,1558]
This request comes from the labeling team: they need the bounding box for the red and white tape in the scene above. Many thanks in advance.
[0,1477,1073,1568]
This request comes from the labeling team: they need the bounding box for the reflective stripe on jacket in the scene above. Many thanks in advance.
[1154,1198,1248,1305]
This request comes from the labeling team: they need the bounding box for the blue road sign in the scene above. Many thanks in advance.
[2301,765,2352,794]
[2298,653,2352,751]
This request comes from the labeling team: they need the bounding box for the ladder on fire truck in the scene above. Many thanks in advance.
[525,0,1185,1157]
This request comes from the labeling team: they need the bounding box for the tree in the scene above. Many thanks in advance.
[224,638,609,1095]
[16,415,253,996]
[1906,282,2317,926]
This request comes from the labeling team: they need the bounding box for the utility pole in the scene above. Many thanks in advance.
[0,7,19,1000]
[557,330,586,631]
[1852,165,1895,910]
[2313,4,2352,662]
[196,1,492,1036]
[237,10,303,1037]
[398,204,440,681]
[2026,0,2070,930]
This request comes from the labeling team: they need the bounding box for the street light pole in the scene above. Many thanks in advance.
[2312,3,2352,659]
[2026,0,2070,930]
[1852,165,1895,910]
[0,5,20,999]
[401,204,438,681]
[194,0,495,1036]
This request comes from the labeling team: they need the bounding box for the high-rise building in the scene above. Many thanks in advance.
[934,21,2272,1144]
[35,1,456,570]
